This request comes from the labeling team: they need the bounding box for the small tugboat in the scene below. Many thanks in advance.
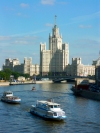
[32,86,36,91]
[1,91,21,104]
[30,99,66,120]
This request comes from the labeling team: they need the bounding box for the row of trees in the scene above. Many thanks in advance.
[0,69,30,81]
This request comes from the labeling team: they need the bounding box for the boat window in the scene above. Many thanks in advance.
[53,112,57,116]
[51,105,53,108]
[7,93,12,94]
[47,112,53,116]
[49,105,53,108]
[54,105,58,108]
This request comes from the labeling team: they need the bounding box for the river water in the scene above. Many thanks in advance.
[0,83,100,133]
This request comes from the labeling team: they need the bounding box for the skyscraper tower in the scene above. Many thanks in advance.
[40,16,69,76]
[49,16,62,52]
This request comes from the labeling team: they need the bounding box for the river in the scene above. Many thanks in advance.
[0,83,100,133]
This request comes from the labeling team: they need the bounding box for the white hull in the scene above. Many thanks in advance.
[1,97,21,104]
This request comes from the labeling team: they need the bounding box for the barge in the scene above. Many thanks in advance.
[71,78,100,101]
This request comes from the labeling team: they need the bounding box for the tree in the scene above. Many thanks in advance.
[12,72,20,79]
[23,73,30,79]
[0,71,6,80]
[3,68,12,80]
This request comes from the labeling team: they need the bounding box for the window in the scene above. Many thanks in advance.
[54,105,58,108]
[50,105,53,108]
[53,112,57,116]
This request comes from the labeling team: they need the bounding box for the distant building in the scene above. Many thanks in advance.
[66,58,95,76]
[40,18,69,76]
[3,57,39,76]
[3,58,20,71]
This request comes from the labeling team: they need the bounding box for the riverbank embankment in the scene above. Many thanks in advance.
[0,82,9,86]
[0,80,53,86]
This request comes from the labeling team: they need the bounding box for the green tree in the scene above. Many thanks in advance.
[12,72,20,79]
[3,68,12,80]
[0,71,6,80]
[23,73,30,79]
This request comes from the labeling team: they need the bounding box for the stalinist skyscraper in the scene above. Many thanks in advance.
[40,16,69,76]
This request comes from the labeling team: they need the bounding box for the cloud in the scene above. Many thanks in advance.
[0,35,39,46]
[12,36,38,45]
[79,24,92,28]
[71,11,100,23]
[17,13,22,16]
[14,40,28,45]
[41,0,67,6]
[73,39,100,49]
[4,7,15,11]
[0,36,11,41]
[16,12,29,18]
[41,0,55,5]
[20,3,29,8]
[57,2,67,5]
[60,11,99,26]
[45,23,53,27]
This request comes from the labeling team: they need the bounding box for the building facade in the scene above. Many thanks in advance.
[3,58,20,72]
[3,57,39,76]
[66,58,95,76]
[40,23,69,76]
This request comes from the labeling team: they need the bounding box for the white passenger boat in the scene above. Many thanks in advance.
[1,91,21,104]
[30,99,66,120]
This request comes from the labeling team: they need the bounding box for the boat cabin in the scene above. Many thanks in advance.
[47,103,60,109]
[3,91,13,97]
[37,100,60,109]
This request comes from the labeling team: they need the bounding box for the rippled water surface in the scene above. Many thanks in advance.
[0,83,100,133]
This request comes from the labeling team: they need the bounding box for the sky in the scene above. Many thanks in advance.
[0,0,100,69]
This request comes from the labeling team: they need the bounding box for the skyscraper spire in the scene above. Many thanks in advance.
[55,15,57,25]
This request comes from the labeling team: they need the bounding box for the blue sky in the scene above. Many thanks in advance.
[0,0,100,69]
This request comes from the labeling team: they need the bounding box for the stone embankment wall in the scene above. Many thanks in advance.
[0,80,53,86]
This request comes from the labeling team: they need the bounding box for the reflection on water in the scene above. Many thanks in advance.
[0,83,100,133]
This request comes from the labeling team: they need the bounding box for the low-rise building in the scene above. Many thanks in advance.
[17,76,25,82]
